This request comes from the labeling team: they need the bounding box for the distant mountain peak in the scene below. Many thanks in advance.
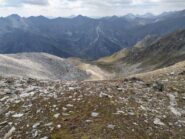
[73,15,91,21]
[32,15,48,19]
[111,15,118,18]
[143,13,154,17]
[75,15,86,18]
[37,15,48,18]
[124,14,136,19]
[27,15,49,21]
[7,14,21,19]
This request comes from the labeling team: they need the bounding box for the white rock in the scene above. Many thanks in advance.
[36,109,41,113]
[32,123,40,128]
[14,100,21,104]
[20,92,35,98]
[45,122,53,126]
[0,96,9,102]
[117,88,123,91]
[99,92,112,98]
[168,94,181,116]
[69,87,75,91]
[12,113,24,118]
[169,107,181,117]
[8,122,13,125]
[66,104,73,107]
[99,92,108,98]
[33,130,38,137]
[168,94,177,106]
[107,124,116,129]
[57,124,61,128]
[128,112,135,116]
[178,120,185,124]
[62,113,70,116]
[41,136,48,139]
[85,120,92,123]
[154,118,165,126]
[113,111,125,115]
[140,105,147,111]
[54,113,60,118]
[3,127,16,139]
[91,112,99,117]
[170,72,175,75]
[62,107,67,111]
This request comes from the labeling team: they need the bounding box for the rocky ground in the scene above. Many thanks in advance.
[0,68,185,139]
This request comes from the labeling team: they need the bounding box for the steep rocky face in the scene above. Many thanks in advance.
[0,10,185,59]
[0,62,185,139]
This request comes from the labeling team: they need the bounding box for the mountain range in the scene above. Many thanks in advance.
[0,10,185,59]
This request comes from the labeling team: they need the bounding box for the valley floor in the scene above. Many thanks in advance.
[0,62,185,139]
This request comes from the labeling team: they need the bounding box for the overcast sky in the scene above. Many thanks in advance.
[0,0,185,17]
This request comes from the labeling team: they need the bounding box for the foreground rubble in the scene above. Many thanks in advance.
[0,69,185,139]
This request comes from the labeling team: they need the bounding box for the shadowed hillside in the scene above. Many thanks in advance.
[97,29,185,77]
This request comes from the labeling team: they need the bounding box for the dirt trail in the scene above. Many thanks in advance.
[79,63,112,80]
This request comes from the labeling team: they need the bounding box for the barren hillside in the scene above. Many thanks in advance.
[0,53,88,81]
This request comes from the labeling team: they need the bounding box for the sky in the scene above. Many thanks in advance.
[0,0,185,17]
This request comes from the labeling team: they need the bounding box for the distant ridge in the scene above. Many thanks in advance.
[0,9,185,59]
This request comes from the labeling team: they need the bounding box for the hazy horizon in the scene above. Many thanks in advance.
[0,0,185,17]
[1,9,185,19]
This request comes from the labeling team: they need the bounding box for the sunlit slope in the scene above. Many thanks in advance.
[0,53,88,80]
[97,29,185,76]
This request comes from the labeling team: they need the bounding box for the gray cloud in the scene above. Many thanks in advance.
[63,0,185,11]
[0,0,185,17]
[3,0,49,6]
[23,0,49,5]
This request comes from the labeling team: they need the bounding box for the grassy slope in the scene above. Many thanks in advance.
[96,29,185,77]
